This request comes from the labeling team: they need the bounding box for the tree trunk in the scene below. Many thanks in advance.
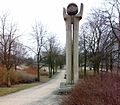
[49,64,52,78]
[83,34,87,77]
[84,49,87,77]
[52,64,55,75]
[100,61,103,71]
[110,53,113,74]
[37,55,40,82]
[96,63,100,74]
[7,70,11,87]
[93,66,96,75]
[37,67,40,81]
[105,54,109,72]
[51,64,53,76]
[15,64,17,71]
[117,43,120,75]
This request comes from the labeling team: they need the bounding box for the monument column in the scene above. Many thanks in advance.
[63,3,83,84]
[65,17,72,84]
[73,17,79,83]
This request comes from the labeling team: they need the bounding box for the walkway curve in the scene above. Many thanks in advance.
[0,70,66,105]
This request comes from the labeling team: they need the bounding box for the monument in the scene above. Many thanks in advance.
[63,3,83,84]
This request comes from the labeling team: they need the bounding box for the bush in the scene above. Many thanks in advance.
[61,74,120,105]
[16,71,37,83]
[24,66,37,75]
[0,67,21,86]
[0,67,37,87]
[0,68,7,86]
[24,66,49,76]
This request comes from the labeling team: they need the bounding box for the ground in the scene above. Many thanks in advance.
[0,70,66,105]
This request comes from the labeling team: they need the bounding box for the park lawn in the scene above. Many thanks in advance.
[0,75,51,96]
[0,82,40,96]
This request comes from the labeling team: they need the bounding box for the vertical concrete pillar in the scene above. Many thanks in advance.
[73,18,79,83]
[65,17,72,84]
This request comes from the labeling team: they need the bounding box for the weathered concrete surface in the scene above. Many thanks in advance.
[63,3,83,84]
[0,70,66,105]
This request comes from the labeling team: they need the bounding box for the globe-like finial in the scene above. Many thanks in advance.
[67,3,78,16]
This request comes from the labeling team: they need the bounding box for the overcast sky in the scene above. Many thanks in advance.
[0,0,104,47]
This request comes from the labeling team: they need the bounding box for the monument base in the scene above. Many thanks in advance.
[57,82,74,95]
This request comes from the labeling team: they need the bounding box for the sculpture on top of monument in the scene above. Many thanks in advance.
[63,3,83,84]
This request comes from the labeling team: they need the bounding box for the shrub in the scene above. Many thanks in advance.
[0,67,21,86]
[24,66,37,75]
[24,66,48,76]
[0,66,38,86]
[61,74,120,105]
[0,68,7,86]
[16,71,37,83]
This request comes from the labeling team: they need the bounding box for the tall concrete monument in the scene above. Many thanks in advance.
[63,3,83,84]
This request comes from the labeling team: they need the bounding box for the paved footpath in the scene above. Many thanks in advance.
[0,70,66,105]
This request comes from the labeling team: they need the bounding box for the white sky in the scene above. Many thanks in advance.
[0,0,104,47]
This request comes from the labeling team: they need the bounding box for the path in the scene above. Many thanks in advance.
[0,70,66,105]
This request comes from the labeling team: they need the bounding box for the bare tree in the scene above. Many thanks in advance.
[31,22,46,81]
[79,24,90,77]
[89,10,108,73]
[0,13,19,87]
[79,9,112,75]
[105,0,120,73]
[44,35,61,78]
[12,42,27,70]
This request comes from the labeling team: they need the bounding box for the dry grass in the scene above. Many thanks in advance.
[23,66,49,76]
[0,82,40,96]
[0,75,50,96]
[61,73,120,105]
[0,67,21,86]
[0,66,49,86]
[0,66,51,96]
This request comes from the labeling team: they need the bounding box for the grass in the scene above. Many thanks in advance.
[0,66,59,96]
[0,75,51,96]
[0,82,40,96]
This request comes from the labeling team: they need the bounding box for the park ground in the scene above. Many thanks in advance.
[0,70,65,105]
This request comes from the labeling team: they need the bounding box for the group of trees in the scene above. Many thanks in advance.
[30,22,65,81]
[0,13,65,86]
[3,0,120,87]
[79,0,120,76]
[0,13,27,86]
